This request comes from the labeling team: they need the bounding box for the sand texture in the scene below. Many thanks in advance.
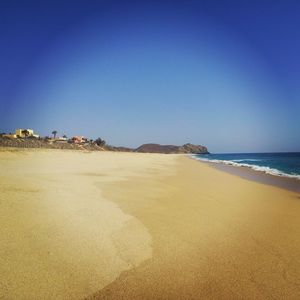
[0,149,176,299]
[1,148,300,299]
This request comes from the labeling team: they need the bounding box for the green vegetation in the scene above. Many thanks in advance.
[95,138,106,146]
[52,130,57,139]
[21,129,30,138]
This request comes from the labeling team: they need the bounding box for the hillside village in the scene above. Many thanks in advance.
[0,128,108,151]
[1,128,95,143]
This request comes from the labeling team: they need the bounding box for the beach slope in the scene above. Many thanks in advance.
[1,149,300,299]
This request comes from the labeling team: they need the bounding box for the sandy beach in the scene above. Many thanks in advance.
[1,148,300,299]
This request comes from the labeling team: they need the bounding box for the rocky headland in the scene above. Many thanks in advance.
[135,143,209,154]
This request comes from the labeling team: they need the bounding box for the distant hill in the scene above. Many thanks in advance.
[135,143,209,154]
[0,138,209,154]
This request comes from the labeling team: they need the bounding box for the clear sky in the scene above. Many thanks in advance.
[0,0,299,153]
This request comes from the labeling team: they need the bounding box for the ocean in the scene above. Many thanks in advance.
[192,152,300,180]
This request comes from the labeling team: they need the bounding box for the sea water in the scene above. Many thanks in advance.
[192,152,300,180]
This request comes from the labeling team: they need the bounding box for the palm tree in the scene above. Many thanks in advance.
[21,129,30,139]
[52,130,57,139]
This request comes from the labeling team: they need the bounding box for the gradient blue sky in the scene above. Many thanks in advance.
[0,0,299,152]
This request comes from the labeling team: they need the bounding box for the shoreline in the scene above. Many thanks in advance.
[90,155,300,299]
[189,155,300,194]
[1,149,300,299]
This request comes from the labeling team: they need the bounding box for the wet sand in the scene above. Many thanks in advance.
[1,148,300,299]
[208,160,300,193]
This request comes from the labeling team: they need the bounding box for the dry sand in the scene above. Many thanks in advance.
[1,148,300,299]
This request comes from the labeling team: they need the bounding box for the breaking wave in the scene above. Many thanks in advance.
[191,155,300,180]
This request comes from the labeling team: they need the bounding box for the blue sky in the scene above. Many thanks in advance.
[0,0,299,152]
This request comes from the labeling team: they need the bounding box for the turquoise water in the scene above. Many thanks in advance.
[192,152,300,180]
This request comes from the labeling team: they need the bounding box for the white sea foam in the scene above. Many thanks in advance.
[232,159,261,162]
[190,155,300,180]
